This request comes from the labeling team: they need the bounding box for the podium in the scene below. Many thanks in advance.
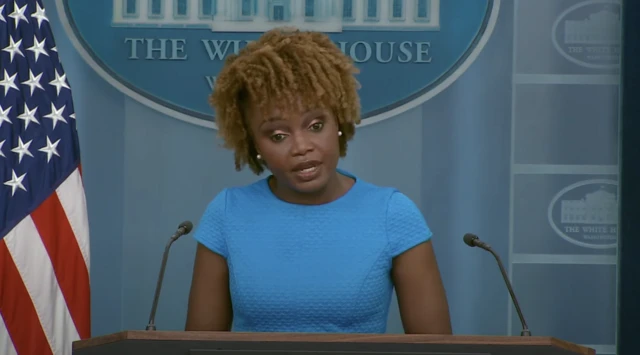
[72,330,596,355]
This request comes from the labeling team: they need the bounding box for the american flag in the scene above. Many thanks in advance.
[0,0,91,354]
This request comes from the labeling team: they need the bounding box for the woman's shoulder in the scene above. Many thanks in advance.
[199,178,271,216]
[346,171,430,230]
[215,178,271,200]
[192,178,272,258]
[346,172,413,206]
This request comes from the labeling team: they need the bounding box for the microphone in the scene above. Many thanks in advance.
[463,233,531,336]
[145,221,194,331]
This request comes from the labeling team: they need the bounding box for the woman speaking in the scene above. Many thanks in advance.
[185,27,452,335]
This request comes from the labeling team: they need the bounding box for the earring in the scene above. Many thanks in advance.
[256,154,262,160]
[338,131,343,136]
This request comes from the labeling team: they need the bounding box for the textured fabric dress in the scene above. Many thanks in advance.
[193,169,432,333]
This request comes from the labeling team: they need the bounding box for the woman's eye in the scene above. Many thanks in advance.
[271,133,285,142]
[310,122,324,131]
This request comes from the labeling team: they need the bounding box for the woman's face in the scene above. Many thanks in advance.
[245,99,342,200]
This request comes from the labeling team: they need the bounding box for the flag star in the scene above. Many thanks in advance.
[70,113,76,120]
[21,69,44,96]
[2,36,23,63]
[0,4,5,23]
[49,69,70,96]
[17,103,40,130]
[51,46,57,52]
[4,169,27,196]
[39,137,60,163]
[11,137,34,163]
[27,35,48,62]
[8,2,28,29]
[0,70,19,95]
[31,2,48,28]
[44,103,67,129]
[0,105,11,127]
[0,140,5,158]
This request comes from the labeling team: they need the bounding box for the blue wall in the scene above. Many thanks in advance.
[44,1,620,353]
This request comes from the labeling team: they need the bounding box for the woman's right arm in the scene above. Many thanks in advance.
[185,242,233,331]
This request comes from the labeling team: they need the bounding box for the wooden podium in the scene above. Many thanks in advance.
[72,330,596,355]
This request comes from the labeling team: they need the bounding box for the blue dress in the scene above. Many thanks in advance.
[192,170,432,333]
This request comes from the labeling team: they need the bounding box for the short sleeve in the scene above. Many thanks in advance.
[386,191,433,258]
[193,189,228,258]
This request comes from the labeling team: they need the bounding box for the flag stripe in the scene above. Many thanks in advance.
[4,217,80,355]
[0,313,19,355]
[1,1,91,351]
[56,168,91,270]
[0,241,52,355]
[31,182,91,340]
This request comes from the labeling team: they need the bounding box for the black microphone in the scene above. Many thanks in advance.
[145,221,194,331]
[463,233,531,336]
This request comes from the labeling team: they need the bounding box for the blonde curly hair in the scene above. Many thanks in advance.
[209,27,361,175]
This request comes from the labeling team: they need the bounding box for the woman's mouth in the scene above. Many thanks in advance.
[292,161,322,181]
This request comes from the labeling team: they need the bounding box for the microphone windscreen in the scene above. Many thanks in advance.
[179,221,193,234]
[463,233,478,247]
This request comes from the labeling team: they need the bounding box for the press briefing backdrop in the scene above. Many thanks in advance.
[42,0,620,354]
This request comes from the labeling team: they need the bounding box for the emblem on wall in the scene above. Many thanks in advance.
[548,179,618,249]
[57,0,500,129]
[552,0,621,70]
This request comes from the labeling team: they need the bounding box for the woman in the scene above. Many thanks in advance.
[185,28,452,334]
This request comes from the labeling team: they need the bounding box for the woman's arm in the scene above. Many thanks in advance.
[185,242,233,331]
[392,240,452,334]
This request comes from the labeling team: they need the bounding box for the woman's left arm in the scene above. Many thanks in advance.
[392,240,452,334]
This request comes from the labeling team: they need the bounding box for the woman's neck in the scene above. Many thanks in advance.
[268,171,354,205]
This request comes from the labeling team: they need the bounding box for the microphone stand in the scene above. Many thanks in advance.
[146,222,192,331]
[484,246,531,336]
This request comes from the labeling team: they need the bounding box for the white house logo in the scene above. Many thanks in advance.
[548,179,618,249]
[552,0,621,70]
[56,0,500,129]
